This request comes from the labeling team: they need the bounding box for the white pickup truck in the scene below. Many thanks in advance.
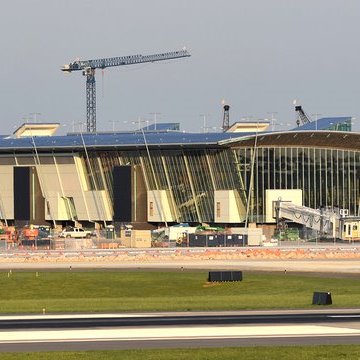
[59,227,92,239]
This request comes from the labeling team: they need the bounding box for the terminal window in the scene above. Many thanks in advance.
[216,202,221,218]
[149,201,154,216]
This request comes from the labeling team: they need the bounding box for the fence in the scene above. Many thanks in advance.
[0,227,358,252]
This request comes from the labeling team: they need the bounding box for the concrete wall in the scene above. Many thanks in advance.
[214,190,246,223]
[265,189,303,223]
[0,154,113,223]
[0,162,14,219]
[147,190,175,222]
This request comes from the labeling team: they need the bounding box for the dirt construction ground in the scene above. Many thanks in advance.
[0,246,359,274]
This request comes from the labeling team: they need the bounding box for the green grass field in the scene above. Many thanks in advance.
[1,270,360,313]
[1,346,360,360]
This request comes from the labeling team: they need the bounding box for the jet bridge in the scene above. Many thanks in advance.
[274,200,339,238]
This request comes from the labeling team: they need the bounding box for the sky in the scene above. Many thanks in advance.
[1,0,360,134]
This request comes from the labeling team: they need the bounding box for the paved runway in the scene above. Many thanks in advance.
[1,325,360,351]
[0,254,359,351]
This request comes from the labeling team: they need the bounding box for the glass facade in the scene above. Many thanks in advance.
[81,144,360,224]
[82,148,240,223]
[328,121,352,132]
[235,146,360,222]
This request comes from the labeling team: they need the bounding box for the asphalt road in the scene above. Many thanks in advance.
[1,311,360,351]
[1,311,360,329]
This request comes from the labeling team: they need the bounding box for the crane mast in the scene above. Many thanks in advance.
[62,49,190,132]
[222,101,230,132]
[295,105,312,127]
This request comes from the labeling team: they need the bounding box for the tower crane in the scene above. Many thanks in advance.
[294,104,312,127]
[221,100,230,132]
[61,49,191,133]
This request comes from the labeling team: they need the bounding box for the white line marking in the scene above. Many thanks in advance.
[0,314,158,320]
[0,325,359,343]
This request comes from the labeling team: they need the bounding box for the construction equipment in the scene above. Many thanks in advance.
[0,226,17,243]
[274,200,360,241]
[222,101,230,131]
[274,201,335,234]
[62,49,191,133]
[295,104,312,127]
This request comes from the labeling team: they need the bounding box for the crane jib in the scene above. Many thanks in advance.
[61,49,190,133]
[63,50,190,71]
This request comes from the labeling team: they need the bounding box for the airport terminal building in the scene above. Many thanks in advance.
[0,116,357,230]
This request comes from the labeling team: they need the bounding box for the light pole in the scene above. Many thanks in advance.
[312,113,322,121]
[77,121,107,227]
[200,114,210,133]
[132,117,148,131]
[312,114,321,131]
[30,112,42,123]
[150,112,161,130]
[140,127,168,228]
[245,119,260,229]
[241,115,254,123]
[267,112,278,132]
[22,115,30,124]
[108,120,115,132]
[350,117,356,131]
[108,120,120,132]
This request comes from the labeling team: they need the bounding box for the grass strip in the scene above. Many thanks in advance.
[1,271,360,313]
[1,346,360,359]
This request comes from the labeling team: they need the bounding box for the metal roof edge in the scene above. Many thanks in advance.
[217,129,360,146]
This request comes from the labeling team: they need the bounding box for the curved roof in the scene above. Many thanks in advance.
[0,129,359,153]
[220,130,360,151]
[292,116,351,131]
[141,123,180,131]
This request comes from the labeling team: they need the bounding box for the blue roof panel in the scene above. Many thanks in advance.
[2,116,351,151]
[142,123,180,131]
[290,117,351,131]
[0,131,251,151]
